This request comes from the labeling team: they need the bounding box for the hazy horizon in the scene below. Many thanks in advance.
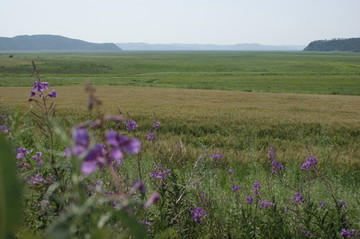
[1,0,359,46]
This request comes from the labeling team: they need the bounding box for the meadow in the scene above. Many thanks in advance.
[0,51,360,238]
[0,51,360,94]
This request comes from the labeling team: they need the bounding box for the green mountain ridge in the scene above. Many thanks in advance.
[0,35,121,51]
[304,38,360,52]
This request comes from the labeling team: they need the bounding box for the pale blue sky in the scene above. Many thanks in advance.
[1,0,359,45]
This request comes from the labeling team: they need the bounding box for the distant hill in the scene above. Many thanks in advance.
[304,38,360,52]
[0,35,121,51]
[116,42,305,51]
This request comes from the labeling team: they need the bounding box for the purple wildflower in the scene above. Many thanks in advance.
[81,144,107,174]
[152,121,161,128]
[32,152,44,166]
[95,180,104,186]
[17,161,28,169]
[72,128,90,155]
[130,181,147,194]
[147,133,157,141]
[47,90,57,98]
[271,160,284,174]
[246,196,254,204]
[190,207,206,223]
[301,156,318,171]
[28,174,45,185]
[144,192,161,209]
[72,128,141,175]
[253,181,261,195]
[45,176,55,184]
[117,134,141,154]
[126,120,138,132]
[150,165,171,179]
[106,130,141,160]
[231,184,241,192]
[259,200,275,209]
[268,146,277,160]
[33,81,49,93]
[0,126,8,134]
[212,153,224,160]
[293,192,305,204]
[228,169,234,174]
[319,201,326,208]
[341,229,356,238]
[16,147,30,160]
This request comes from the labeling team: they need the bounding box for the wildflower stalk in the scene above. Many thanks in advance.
[136,153,143,183]
[30,61,58,175]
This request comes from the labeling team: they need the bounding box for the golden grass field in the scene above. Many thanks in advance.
[1,85,360,168]
[1,85,359,123]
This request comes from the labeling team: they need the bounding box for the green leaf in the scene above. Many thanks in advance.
[0,134,23,239]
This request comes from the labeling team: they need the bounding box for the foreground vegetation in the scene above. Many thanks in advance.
[0,53,359,238]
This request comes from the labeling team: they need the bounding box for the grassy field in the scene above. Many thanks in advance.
[1,85,359,169]
[0,51,359,95]
[1,52,360,238]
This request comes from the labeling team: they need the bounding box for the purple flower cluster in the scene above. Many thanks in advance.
[47,90,57,98]
[150,165,171,179]
[147,133,157,141]
[107,130,141,158]
[32,152,44,166]
[27,173,54,185]
[245,181,262,204]
[271,160,284,174]
[152,121,161,128]
[301,156,318,171]
[231,184,242,192]
[30,81,57,99]
[190,207,206,223]
[33,81,49,93]
[16,148,46,170]
[71,128,141,174]
[268,146,277,160]
[293,192,305,204]
[246,196,255,204]
[259,200,275,209]
[253,181,261,195]
[16,147,30,160]
[0,126,8,134]
[126,120,138,132]
[228,169,234,174]
[341,229,359,238]
[212,153,224,160]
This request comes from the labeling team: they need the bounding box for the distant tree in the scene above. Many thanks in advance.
[304,38,360,52]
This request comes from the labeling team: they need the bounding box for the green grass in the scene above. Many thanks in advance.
[0,51,359,95]
[1,50,360,237]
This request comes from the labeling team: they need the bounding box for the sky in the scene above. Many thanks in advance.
[1,0,359,45]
